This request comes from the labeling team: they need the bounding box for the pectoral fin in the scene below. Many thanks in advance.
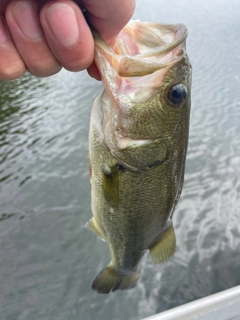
[149,225,176,265]
[86,218,105,241]
[102,164,119,207]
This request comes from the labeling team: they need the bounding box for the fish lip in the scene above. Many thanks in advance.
[92,21,188,77]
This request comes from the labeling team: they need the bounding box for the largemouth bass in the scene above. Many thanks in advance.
[88,20,192,294]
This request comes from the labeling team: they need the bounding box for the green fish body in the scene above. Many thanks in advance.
[88,21,192,293]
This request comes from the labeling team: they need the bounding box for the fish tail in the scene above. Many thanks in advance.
[92,265,139,294]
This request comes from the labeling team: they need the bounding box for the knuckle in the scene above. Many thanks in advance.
[0,44,26,80]
[0,62,26,81]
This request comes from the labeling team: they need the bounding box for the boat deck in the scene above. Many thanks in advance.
[143,285,240,320]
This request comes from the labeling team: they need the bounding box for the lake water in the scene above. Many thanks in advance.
[0,0,240,319]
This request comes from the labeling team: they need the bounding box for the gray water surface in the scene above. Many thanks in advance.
[0,0,240,319]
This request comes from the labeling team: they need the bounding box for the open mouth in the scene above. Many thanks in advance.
[93,20,188,77]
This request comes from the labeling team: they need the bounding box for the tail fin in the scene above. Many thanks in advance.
[92,265,139,294]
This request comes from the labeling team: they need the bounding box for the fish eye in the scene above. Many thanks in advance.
[167,84,187,105]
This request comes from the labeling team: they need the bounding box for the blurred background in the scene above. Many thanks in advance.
[0,0,240,319]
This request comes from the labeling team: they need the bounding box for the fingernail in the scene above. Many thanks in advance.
[45,4,79,47]
[0,17,8,44]
[13,1,43,40]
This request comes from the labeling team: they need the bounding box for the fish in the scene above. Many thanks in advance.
[87,20,192,294]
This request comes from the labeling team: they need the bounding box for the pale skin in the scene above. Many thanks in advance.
[0,0,136,81]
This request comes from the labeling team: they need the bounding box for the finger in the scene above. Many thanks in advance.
[40,0,94,72]
[0,15,26,80]
[5,0,61,77]
[0,0,11,14]
[87,61,101,80]
[82,0,136,42]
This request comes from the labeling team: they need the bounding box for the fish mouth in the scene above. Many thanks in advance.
[92,20,188,77]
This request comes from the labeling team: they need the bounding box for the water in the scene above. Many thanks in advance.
[0,0,240,319]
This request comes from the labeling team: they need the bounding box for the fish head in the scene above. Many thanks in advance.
[93,20,192,150]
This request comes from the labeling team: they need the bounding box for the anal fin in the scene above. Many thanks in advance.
[149,225,176,265]
[86,218,105,241]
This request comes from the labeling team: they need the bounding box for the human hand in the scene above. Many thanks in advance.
[0,0,135,81]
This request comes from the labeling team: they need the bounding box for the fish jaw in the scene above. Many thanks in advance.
[93,20,187,96]
[93,20,187,77]
[93,21,187,106]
